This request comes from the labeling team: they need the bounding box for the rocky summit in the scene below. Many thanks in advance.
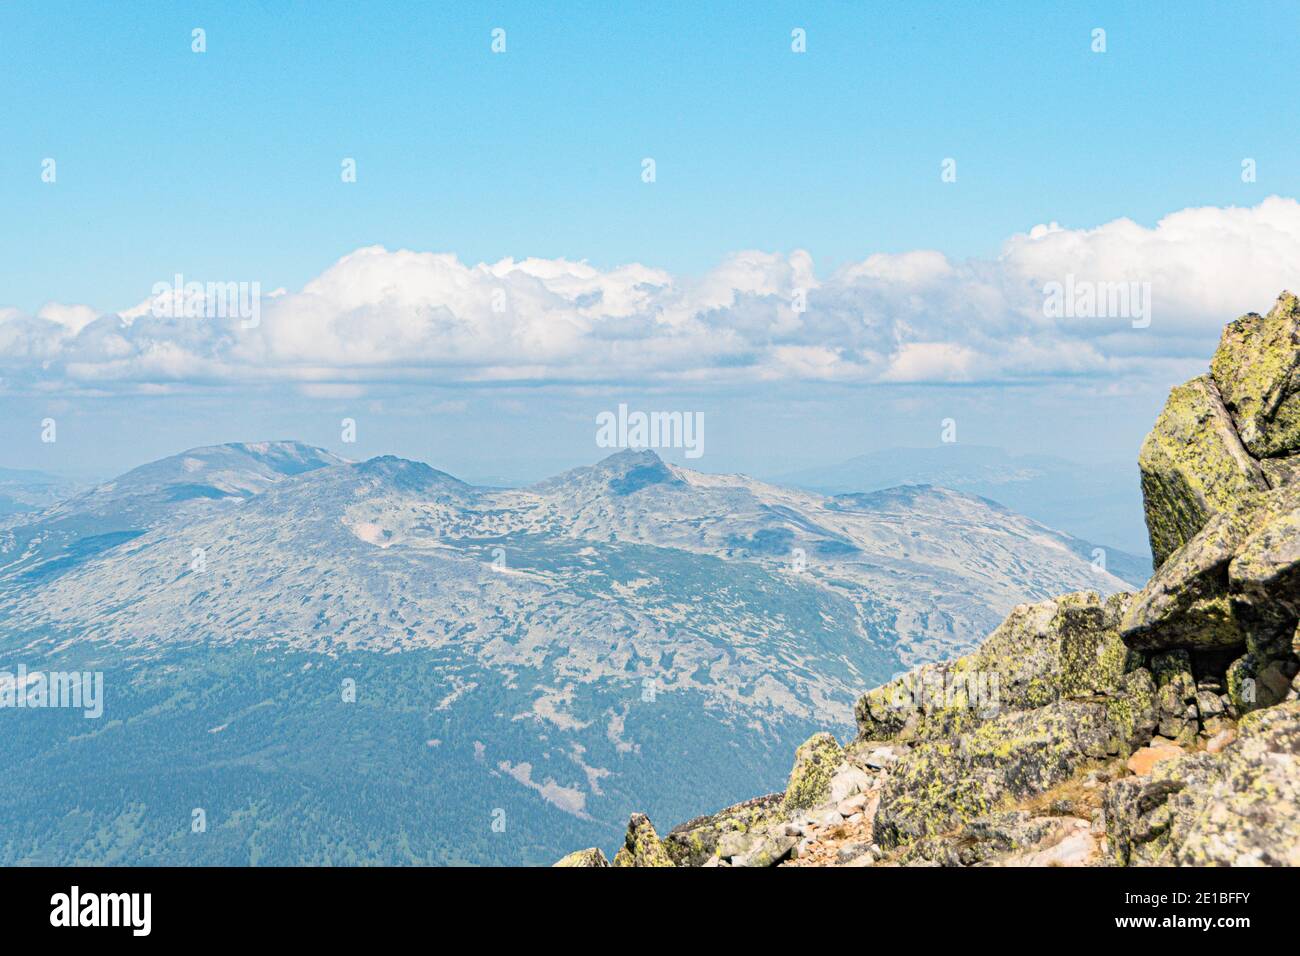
[559,292,1300,869]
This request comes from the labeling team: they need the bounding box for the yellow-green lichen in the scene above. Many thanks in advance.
[781,732,843,813]
[1210,292,1300,459]
[1138,375,1268,567]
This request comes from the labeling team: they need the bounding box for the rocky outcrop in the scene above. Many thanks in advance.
[1106,702,1300,865]
[855,592,1134,746]
[781,732,843,812]
[1140,293,1300,568]
[662,794,784,867]
[554,293,1300,869]
[1209,291,1300,459]
[610,813,674,867]
[553,847,610,867]
[1121,484,1300,653]
[1138,376,1268,568]
[871,700,1120,846]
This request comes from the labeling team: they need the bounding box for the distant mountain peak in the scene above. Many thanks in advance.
[147,440,347,477]
[532,447,685,497]
[596,448,664,468]
[351,455,467,492]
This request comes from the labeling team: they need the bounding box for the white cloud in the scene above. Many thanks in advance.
[2,197,1298,395]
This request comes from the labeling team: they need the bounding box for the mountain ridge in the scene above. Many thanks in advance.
[778,443,1150,562]
[0,433,1132,865]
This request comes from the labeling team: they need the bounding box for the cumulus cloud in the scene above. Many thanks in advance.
[3,197,1298,395]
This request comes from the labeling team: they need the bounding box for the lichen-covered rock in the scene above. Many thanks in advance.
[782,732,843,813]
[853,669,925,744]
[1124,483,1300,655]
[1148,651,1198,742]
[1261,453,1300,488]
[1210,291,1300,460]
[1056,592,1136,698]
[1227,496,1300,655]
[854,592,1133,746]
[1104,667,1160,751]
[895,810,1065,867]
[1104,752,1218,865]
[732,833,798,867]
[553,847,610,867]
[1138,375,1268,568]
[662,793,783,867]
[872,700,1117,848]
[1121,502,1256,651]
[1225,653,1262,716]
[1105,702,1300,865]
[610,813,675,867]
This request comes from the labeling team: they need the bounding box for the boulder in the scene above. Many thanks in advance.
[715,829,762,861]
[1104,667,1160,750]
[1209,291,1300,459]
[1229,495,1300,658]
[1118,489,1300,655]
[895,810,1069,867]
[1055,592,1136,698]
[1138,375,1267,568]
[1149,651,1198,742]
[782,732,843,813]
[827,764,872,803]
[1105,702,1300,865]
[610,813,675,867]
[1226,653,1263,715]
[871,699,1120,848]
[552,847,610,867]
[732,834,797,867]
[662,793,783,867]
[854,592,1133,746]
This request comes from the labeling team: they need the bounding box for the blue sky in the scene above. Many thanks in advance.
[1,0,1298,517]
[4,1,1297,310]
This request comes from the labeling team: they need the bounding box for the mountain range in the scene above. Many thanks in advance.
[0,440,1127,864]
[778,444,1151,572]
